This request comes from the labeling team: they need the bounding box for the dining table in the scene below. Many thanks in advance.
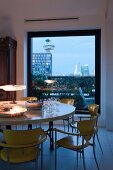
[0,100,76,150]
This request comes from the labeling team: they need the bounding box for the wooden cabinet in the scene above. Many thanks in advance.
[0,36,17,101]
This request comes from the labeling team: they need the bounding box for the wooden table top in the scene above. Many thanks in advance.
[0,101,75,126]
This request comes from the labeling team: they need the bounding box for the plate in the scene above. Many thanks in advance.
[0,111,25,118]
[0,108,27,118]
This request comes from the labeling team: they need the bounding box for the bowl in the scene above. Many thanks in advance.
[26,101,42,109]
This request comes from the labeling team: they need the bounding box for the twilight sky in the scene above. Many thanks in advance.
[32,36,95,76]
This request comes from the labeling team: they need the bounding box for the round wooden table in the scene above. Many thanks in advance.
[0,101,76,149]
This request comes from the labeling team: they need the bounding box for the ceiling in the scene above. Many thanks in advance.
[0,0,113,21]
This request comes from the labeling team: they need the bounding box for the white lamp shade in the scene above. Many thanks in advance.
[0,85,26,91]
[44,80,56,84]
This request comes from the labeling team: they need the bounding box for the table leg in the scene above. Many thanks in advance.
[6,125,11,129]
[28,124,32,130]
[28,122,54,150]
[46,121,54,150]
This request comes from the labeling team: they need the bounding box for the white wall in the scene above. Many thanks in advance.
[105,20,113,130]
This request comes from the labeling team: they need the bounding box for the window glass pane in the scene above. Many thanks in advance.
[32,36,95,77]
[27,30,100,111]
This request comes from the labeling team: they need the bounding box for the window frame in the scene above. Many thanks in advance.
[27,29,101,111]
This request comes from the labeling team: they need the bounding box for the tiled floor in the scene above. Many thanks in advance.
[0,124,113,170]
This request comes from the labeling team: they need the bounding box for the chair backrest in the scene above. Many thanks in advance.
[21,97,38,101]
[3,128,46,145]
[77,117,97,141]
[60,98,74,106]
[88,104,99,116]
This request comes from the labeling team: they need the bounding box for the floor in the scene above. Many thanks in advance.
[0,123,113,170]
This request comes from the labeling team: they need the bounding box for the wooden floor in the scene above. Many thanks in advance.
[0,124,113,170]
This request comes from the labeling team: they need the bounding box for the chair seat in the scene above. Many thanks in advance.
[0,147,40,163]
[56,136,89,150]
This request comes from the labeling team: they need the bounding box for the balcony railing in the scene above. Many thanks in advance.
[32,75,95,109]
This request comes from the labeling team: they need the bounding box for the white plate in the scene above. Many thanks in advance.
[0,110,26,118]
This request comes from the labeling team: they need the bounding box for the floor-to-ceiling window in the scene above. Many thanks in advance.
[27,30,101,111]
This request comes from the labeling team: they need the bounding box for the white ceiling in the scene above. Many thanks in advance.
[0,0,112,21]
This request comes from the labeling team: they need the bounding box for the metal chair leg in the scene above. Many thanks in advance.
[93,136,100,170]
[63,118,70,132]
[35,158,38,170]
[41,143,43,170]
[7,149,11,170]
[96,132,103,154]
[76,152,79,169]
[67,119,69,132]
[82,150,86,170]
[63,120,66,131]
[55,131,57,170]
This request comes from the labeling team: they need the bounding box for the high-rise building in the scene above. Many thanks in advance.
[32,53,52,76]
[81,64,89,76]
[32,39,55,76]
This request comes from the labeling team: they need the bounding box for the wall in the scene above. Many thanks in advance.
[106,20,113,130]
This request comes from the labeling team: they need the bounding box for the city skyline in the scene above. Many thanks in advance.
[32,36,95,76]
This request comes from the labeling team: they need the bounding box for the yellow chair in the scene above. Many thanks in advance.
[60,98,75,132]
[70,104,103,154]
[0,128,47,170]
[88,104,103,154]
[54,117,99,170]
